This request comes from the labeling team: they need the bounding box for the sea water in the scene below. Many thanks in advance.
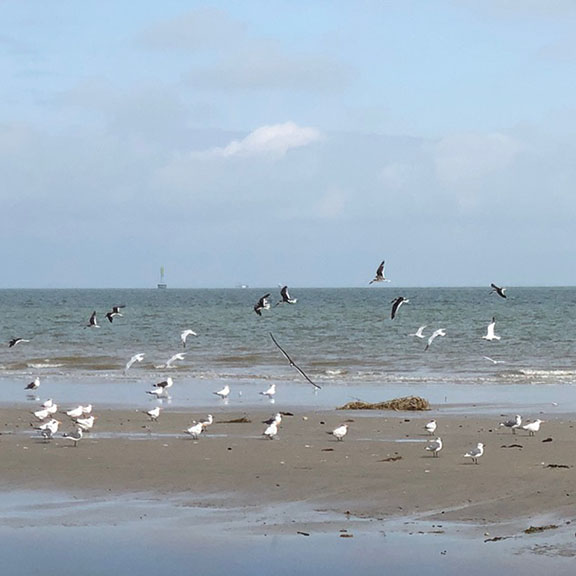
[0,287,575,410]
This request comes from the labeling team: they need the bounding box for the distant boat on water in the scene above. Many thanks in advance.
[157,266,167,289]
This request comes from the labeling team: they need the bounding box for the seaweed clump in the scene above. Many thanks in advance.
[338,396,430,411]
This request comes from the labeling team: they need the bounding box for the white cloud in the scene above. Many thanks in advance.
[198,122,322,159]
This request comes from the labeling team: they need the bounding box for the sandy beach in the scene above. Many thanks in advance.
[1,404,575,533]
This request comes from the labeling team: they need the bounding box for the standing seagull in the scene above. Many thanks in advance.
[185,421,204,439]
[390,296,409,320]
[425,437,443,457]
[214,384,230,399]
[9,337,30,348]
[276,285,297,306]
[330,424,348,441]
[145,406,161,422]
[25,377,41,391]
[464,442,484,464]
[483,317,501,341]
[490,283,507,299]
[522,419,543,436]
[63,427,83,447]
[425,328,446,351]
[254,294,271,316]
[105,305,125,323]
[500,414,522,434]
[263,421,278,440]
[410,326,427,339]
[424,419,437,435]
[260,383,276,399]
[180,329,197,347]
[369,260,390,284]
[154,377,173,391]
[86,311,100,328]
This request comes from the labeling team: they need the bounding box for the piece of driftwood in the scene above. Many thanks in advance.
[338,396,430,411]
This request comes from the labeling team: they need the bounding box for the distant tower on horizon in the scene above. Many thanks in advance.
[157,266,167,289]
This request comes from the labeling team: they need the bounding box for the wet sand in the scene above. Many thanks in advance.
[1,404,575,532]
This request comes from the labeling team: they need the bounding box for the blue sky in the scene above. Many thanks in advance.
[2,1,576,287]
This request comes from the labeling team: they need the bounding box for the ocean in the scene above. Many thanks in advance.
[1,287,575,411]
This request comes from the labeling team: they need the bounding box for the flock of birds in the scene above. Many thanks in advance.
[7,262,539,459]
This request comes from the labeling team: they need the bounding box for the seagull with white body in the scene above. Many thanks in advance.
[483,317,501,341]
[424,419,437,435]
[9,337,30,348]
[33,408,51,421]
[214,385,230,399]
[425,329,446,351]
[165,353,186,368]
[25,377,41,391]
[390,296,409,320]
[410,326,427,339]
[185,421,204,439]
[125,353,145,372]
[330,424,348,441]
[75,415,95,431]
[254,294,271,316]
[464,442,484,464]
[41,398,54,409]
[260,384,276,399]
[46,403,58,415]
[65,405,84,419]
[500,414,522,434]
[105,305,125,323]
[200,414,213,429]
[146,406,161,422]
[86,311,99,328]
[263,421,278,440]
[483,356,505,365]
[369,260,390,284]
[63,427,83,447]
[276,286,297,306]
[37,418,60,440]
[81,404,93,415]
[490,283,507,299]
[522,419,543,436]
[180,329,197,347]
[426,437,443,457]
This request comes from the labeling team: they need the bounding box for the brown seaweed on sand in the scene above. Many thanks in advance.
[338,396,430,411]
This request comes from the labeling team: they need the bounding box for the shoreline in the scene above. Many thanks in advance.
[1,404,575,530]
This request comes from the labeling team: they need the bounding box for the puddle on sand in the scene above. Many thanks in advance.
[0,491,574,576]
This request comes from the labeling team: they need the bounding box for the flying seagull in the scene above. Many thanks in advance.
[125,353,145,372]
[425,328,446,351]
[254,294,271,316]
[269,332,321,389]
[165,353,186,368]
[180,329,197,347]
[105,305,125,323]
[483,356,505,365]
[483,317,501,341]
[390,296,409,320]
[410,325,427,339]
[425,437,443,457]
[86,311,100,328]
[276,285,297,306]
[369,260,390,284]
[490,283,507,299]
[464,442,484,464]
[9,337,30,348]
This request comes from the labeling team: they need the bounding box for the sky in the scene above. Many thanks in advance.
[3,0,576,288]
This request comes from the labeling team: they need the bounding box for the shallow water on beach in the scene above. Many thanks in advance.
[1,287,576,410]
[0,491,575,576]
